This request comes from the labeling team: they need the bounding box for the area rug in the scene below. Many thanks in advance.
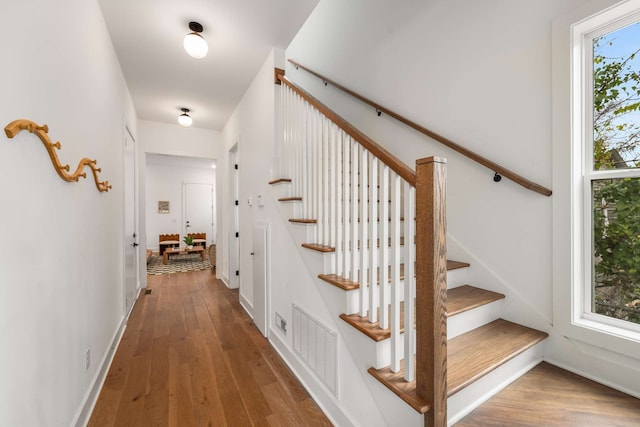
[146,253,212,275]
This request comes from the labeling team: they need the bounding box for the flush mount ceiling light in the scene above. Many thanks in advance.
[178,108,193,127]
[183,21,208,59]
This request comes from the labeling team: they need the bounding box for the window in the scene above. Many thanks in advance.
[572,4,640,335]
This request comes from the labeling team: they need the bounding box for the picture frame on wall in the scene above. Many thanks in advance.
[158,201,170,214]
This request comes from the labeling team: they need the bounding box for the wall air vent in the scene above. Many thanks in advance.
[292,303,339,398]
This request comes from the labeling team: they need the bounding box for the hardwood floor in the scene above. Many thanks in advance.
[88,270,332,427]
[455,362,640,426]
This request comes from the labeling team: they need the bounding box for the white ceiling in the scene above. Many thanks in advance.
[98,0,319,131]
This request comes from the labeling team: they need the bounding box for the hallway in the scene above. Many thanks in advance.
[88,271,332,426]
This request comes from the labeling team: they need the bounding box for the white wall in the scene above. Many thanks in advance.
[218,48,389,427]
[284,0,640,399]
[140,119,220,159]
[0,0,137,426]
[220,50,281,299]
[145,155,216,250]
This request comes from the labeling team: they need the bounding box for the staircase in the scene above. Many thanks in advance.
[272,74,548,426]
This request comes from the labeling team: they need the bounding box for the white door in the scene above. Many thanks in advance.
[184,183,213,243]
[123,128,138,316]
[253,222,268,337]
[229,145,240,288]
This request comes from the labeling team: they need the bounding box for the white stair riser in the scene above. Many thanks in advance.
[447,341,545,426]
[448,300,503,339]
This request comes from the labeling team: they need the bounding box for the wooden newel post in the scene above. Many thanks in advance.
[415,156,447,427]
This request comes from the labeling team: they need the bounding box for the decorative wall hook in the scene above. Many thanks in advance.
[376,109,382,117]
[493,172,502,182]
[323,80,328,86]
[4,119,112,192]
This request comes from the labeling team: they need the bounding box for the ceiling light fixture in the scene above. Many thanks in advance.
[183,21,208,59]
[178,108,193,127]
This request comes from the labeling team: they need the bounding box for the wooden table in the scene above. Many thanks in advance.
[162,246,205,265]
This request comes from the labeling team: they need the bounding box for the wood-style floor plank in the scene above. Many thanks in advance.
[88,270,331,427]
[455,362,640,426]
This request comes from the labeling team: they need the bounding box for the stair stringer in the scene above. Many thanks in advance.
[271,187,426,427]
[269,185,396,427]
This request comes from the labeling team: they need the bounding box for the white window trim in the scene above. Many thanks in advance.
[553,0,640,360]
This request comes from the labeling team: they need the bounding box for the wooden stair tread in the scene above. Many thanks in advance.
[340,285,505,342]
[447,285,505,316]
[268,178,291,184]
[289,218,317,224]
[301,243,335,253]
[302,237,407,254]
[368,361,431,414]
[318,260,469,290]
[278,196,302,202]
[369,319,548,413]
[316,274,359,290]
[447,260,470,270]
[290,217,405,223]
[448,319,548,395]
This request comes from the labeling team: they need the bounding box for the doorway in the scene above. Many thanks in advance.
[183,182,214,244]
[123,125,138,316]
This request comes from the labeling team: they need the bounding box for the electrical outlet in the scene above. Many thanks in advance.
[275,312,287,335]
[85,348,90,370]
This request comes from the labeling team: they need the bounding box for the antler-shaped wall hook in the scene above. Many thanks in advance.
[4,119,112,192]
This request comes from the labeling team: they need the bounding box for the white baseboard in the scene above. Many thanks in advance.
[269,328,356,427]
[220,274,230,288]
[544,357,640,399]
[72,314,128,427]
[239,292,253,318]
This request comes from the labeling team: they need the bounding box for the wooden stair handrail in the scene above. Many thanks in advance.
[277,74,416,187]
[287,59,552,197]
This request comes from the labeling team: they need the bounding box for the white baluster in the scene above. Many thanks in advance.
[322,117,330,246]
[313,110,324,244]
[300,98,308,217]
[390,173,402,372]
[359,149,369,317]
[379,165,390,329]
[343,136,351,280]
[350,142,359,282]
[335,128,343,274]
[403,184,416,381]
[369,157,379,323]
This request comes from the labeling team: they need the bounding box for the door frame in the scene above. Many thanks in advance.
[123,123,139,317]
[253,221,269,337]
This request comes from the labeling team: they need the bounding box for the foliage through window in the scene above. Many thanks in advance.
[590,21,640,325]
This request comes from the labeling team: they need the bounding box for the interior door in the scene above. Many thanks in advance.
[184,183,213,243]
[229,145,240,288]
[123,128,138,316]
[253,222,268,337]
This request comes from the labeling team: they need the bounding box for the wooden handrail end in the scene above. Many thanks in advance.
[274,68,285,85]
[416,156,447,166]
[529,183,552,197]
